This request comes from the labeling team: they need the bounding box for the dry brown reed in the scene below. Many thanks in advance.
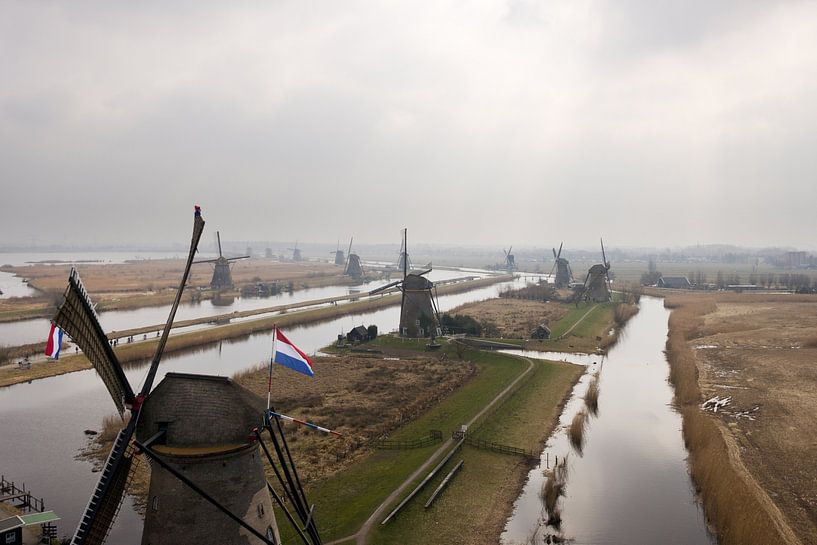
[540,455,569,527]
[568,410,588,453]
[584,377,600,415]
[665,295,798,545]
[801,336,817,349]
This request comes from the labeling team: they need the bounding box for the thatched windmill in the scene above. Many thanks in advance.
[289,241,303,262]
[194,231,249,290]
[369,229,440,337]
[330,240,345,266]
[51,208,322,545]
[550,243,574,288]
[503,247,516,271]
[576,239,612,303]
[342,237,363,279]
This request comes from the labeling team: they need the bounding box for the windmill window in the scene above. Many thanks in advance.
[266,526,276,543]
[257,503,264,517]
[151,496,159,512]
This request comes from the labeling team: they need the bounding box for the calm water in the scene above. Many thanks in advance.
[500,296,714,545]
[0,267,484,346]
[0,275,530,543]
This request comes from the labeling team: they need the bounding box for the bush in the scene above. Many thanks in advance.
[440,313,482,335]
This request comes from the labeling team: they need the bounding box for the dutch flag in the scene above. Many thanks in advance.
[45,323,63,359]
[272,327,314,378]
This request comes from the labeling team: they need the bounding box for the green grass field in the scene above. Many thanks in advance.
[278,346,528,542]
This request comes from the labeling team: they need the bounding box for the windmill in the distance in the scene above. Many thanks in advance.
[343,237,363,279]
[503,247,516,271]
[194,231,249,290]
[550,243,574,288]
[369,229,440,338]
[289,241,303,262]
[330,240,345,266]
[576,239,612,303]
[51,208,322,545]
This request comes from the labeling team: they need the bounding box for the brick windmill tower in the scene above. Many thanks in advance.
[51,208,322,545]
[369,229,440,337]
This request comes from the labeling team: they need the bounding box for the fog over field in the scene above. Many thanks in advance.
[1,1,816,248]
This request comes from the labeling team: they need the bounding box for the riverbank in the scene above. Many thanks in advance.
[0,260,363,323]
[0,275,511,388]
[664,292,814,545]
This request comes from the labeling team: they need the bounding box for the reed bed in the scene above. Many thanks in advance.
[568,410,588,454]
[539,455,569,527]
[665,295,799,545]
[584,377,600,415]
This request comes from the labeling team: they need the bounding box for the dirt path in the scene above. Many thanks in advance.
[555,304,598,340]
[325,354,535,545]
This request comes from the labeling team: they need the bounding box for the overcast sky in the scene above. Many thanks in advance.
[1,1,816,249]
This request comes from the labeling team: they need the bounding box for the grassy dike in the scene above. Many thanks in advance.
[0,275,510,388]
[664,296,800,545]
[277,341,582,545]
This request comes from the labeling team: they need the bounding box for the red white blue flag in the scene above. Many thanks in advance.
[272,327,314,378]
[45,323,63,359]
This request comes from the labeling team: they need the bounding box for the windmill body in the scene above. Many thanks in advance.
[369,229,439,338]
[289,242,302,262]
[341,237,363,279]
[48,209,319,545]
[503,247,516,271]
[577,239,612,303]
[583,264,611,302]
[399,273,438,337]
[344,254,364,279]
[137,373,280,545]
[195,232,249,290]
[331,250,345,266]
[551,243,573,288]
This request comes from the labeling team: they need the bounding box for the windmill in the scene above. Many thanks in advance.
[576,239,612,303]
[51,208,322,545]
[549,243,574,288]
[194,231,249,290]
[342,237,363,279]
[329,240,345,266]
[369,229,440,338]
[289,241,303,262]
[503,247,516,271]
[397,233,411,272]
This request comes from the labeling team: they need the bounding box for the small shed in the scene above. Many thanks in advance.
[531,324,551,340]
[657,276,691,289]
[346,325,370,343]
[0,516,23,545]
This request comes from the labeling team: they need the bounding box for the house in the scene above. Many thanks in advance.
[657,276,692,289]
[531,323,551,340]
[346,325,370,343]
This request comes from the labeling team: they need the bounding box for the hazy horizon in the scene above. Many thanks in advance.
[2,1,816,248]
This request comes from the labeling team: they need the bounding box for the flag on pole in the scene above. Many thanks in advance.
[272,327,314,377]
[45,323,63,359]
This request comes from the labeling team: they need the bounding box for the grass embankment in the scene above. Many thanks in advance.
[283,341,582,544]
[664,296,801,545]
[0,275,510,389]
[284,345,527,542]
[369,354,581,545]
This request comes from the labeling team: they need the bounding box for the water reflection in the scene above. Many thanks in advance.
[500,297,714,545]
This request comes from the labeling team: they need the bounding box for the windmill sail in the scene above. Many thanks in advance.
[65,207,206,545]
[53,268,133,417]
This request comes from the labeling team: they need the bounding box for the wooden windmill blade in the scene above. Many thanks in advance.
[140,207,205,396]
[69,206,206,545]
[368,279,402,296]
[53,268,133,417]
